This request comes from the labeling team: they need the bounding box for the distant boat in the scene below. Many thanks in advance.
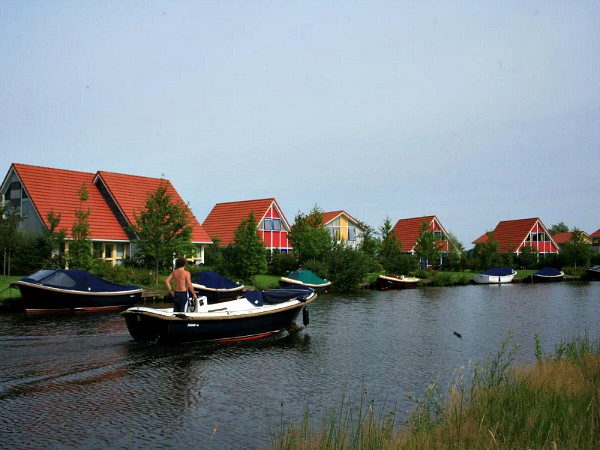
[122,287,317,343]
[11,269,143,313]
[473,267,517,284]
[190,271,244,304]
[586,265,600,281]
[531,267,564,283]
[279,269,331,293]
[375,274,420,290]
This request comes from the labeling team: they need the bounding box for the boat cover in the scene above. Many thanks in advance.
[244,287,314,306]
[191,271,243,290]
[482,267,515,276]
[282,270,329,286]
[17,269,141,292]
[534,267,563,277]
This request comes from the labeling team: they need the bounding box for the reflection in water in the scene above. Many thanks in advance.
[0,282,599,448]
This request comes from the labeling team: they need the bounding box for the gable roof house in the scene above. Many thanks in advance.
[590,229,600,254]
[392,215,450,266]
[202,198,293,252]
[1,163,211,266]
[472,217,559,256]
[321,210,364,249]
[551,231,591,250]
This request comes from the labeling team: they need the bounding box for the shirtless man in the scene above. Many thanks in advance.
[165,257,198,312]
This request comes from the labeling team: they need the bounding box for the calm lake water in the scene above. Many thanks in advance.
[1,281,599,449]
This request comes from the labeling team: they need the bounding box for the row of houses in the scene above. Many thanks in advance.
[2,163,599,267]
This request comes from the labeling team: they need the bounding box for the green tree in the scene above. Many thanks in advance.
[44,210,67,268]
[67,183,94,270]
[132,183,193,282]
[378,216,415,274]
[288,205,331,265]
[0,203,20,275]
[414,221,441,268]
[549,222,569,235]
[357,220,379,260]
[474,231,500,269]
[325,243,372,291]
[561,227,591,269]
[230,212,267,281]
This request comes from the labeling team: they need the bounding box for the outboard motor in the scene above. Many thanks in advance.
[187,296,208,313]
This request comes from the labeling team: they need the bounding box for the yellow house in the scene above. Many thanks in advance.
[322,210,364,249]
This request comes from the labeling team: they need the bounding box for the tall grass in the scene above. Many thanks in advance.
[269,331,600,449]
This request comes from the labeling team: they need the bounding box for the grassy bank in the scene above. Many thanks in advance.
[269,332,600,449]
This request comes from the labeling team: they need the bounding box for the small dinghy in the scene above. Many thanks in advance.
[473,267,517,284]
[531,267,564,283]
[279,269,331,293]
[190,270,244,304]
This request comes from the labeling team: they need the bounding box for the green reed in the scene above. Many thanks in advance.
[269,331,599,449]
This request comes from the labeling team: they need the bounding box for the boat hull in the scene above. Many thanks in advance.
[14,283,142,313]
[473,274,516,284]
[531,274,564,283]
[375,275,419,290]
[122,295,316,343]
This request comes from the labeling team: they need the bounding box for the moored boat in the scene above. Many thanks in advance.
[190,270,244,304]
[121,287,317,343]
[473,267,517,284]
[11,269,143,313]
[586,265,600,281]
[279,269,331,293]
[530,267,564,283]
[375,274,420,290]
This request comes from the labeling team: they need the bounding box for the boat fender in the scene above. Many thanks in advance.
[303,307,309,326]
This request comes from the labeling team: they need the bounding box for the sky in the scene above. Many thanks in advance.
[1,0,599,248]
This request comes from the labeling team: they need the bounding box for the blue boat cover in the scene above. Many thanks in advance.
[19,269,141,292]
[482,267,515,276]
[534,267,563,277]
[243,287,314,307]
[190,271,243,290]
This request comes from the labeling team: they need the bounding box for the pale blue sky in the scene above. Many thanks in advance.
[1,0,599,247]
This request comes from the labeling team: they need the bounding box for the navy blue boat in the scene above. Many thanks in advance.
[531,267,564,283]
[122,287,317,344]
[190,271,244,304]
[12,269,143,313]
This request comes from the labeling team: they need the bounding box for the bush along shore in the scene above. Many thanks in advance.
[268,332,600,449]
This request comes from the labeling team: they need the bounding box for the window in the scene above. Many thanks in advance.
[263,219,273,231]
[348,227,356,242]
[272,218,281,231]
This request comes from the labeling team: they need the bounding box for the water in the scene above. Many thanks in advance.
[1,282,599,449]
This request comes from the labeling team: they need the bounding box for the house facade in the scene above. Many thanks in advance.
[322,210,364,249]
[392,215,450,265]
[590,229,600,254]
[202,198,293,252]
[472,217,559,256]
[1,163,212,266]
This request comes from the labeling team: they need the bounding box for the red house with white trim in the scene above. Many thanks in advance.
[591,229,600,254]
[1,163,212,266]
[472,218,559,255]
[392,215,450,266]
[202,198,292,252]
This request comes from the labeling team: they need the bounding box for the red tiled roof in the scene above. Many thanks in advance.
[392,215,443,252]
[473,217,556,252]
[203,198,288,246]
[590,229,600,238]
[552,231,591,245]
[321,210,360,227]
[95,171,211,243]
[11,163,129,241]
[552,232,573,245]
